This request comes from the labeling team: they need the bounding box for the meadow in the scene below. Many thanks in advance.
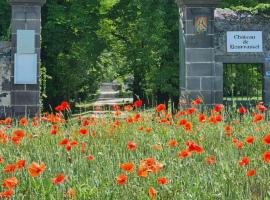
[0,99,270,200]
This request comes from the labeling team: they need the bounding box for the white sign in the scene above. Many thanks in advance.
[15,53,37,84]
[227,31,263,52]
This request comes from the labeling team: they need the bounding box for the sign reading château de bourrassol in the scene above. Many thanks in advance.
[227,31,263,53]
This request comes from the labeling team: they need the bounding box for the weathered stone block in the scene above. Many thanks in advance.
[187,63,214,76]
[11,91,39,105]
[186,48,214,62]
[186,77,200,90]
[186,35,214,48]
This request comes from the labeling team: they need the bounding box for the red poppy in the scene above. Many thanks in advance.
[213,104,224,113]
[85,155,95,161]
[145,127,151,134]
[239,157,250,166]
[116,174,127,185]
[19,117,28,126]
[246,169,256,177]
[59,138,69,145]
[28,162,46,177]
[238,106,247,114]
[3,164,16,173]
[205,156,216,165]
[263,151,270,163]
[12,130,25,138]
[120,162,134,172]
[51,173,66,185]
[148,187,156,199]
[186,142,204,153]
[133,100,143,108]
[263,133,270,144]
[78,128,88,135]
[127,141,137,151]
[184,122,192,131]
[198,113,206,123]
[167,139,178,148]
[157,177,168,185]
[192,98,203,105]
[2,177,18,189]
[66,188,76,199]
[0,189,14,198]
[16,160,26,170]
[178,150,191,158]
[235,142,244,149]
[177,119,188,126]
[156,104,166,113]
[187,107,196,115]
[253,113,264,122]
[245,136,254,144]
[256,104,267,112]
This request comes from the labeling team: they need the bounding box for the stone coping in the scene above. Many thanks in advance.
[8,0,46,6]
[176,0,220,6]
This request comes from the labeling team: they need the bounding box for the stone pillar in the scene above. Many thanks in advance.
[177,0,220,105]
[263,61,270,105]
[9,0,46,117]
[0,42,12,118]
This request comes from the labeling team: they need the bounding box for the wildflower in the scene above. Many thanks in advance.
[157,177,168,185]
[239,157,250,166]
[3,164,16,173]
[253,113,264,122]
[156,104,166,113]
[213,104,224,113]
[66,188,76,199]
[192,98,203,105]
[2,177,18,189]
[134,100,143,108]
[245,136,254,144]
[0,189,14,198]
[178,150,191,159]
[148,187,156,199]
[85,155,94,161]
[127,141,137,151]
[205,156,216,165]
[246,169,256,177]
[238,106,247,114]
[19,117,28,126]
[28,162,46,177]
[120,162,134,172]
[145,127,151,134]
[16,160,26,170]
[198,113,206,123]
[263,133,270,144]
[116,174,127,185]
[167,139,178,148]
[78,128,88,135]
[51,173,66,185]
[263,151,270,163]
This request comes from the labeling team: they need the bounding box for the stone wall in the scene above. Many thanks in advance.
[0,42,11,117]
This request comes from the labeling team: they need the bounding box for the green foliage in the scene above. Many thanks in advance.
[0,0,10,40]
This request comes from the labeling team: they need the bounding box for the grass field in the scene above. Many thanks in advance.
[1,100,270,199]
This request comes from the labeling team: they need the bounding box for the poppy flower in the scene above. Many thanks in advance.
[157,177,168,185]
[263,151,270,163]
[239,157,250,166]
[198,113,206,123]
[2,177,18,189]
[28,162,46,177]
[124,105,133,111]
[167,139,178,148]
[263,133,270,144]
[184,122,192,131]
[256,104,267,112]
[238,106,247,114]
[85,155,94,161]
[12,130,25,138]
[0,157,4,164]
[51,173,66,185]
[152,144,162,150]
[178,150,191,158]
[120,162,134,172]
[235,142,244,149]
[127,141,137,151]
[213,104,224,113]
[253,113,264,122]
[78,128,88,135]
[192,98,203,105]
[0,189,14,198]
[246,169,256,177]
[148,187,156,199]
[3,164,16,173]
[145,127,151,134]
[66,188,76,199]
[16,160,26,170]
[59,138,69,145]
[205,156,216,165]
[19,117,28,126]
[186,142,204,153]
[245,136,254,144]
[133,100,143,108]
[156,104,166,113]
[116,174,127,185]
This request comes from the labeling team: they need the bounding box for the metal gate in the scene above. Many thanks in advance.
[223,63,263,106]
